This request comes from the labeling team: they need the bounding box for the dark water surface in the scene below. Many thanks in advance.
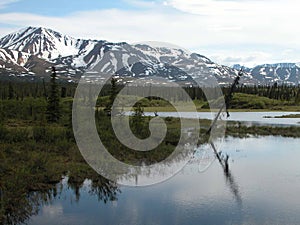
[27,136,300,225]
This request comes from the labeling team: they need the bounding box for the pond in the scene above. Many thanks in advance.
[27,136,300,225]
[143,111,300,126]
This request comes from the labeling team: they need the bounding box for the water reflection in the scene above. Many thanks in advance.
[210,142,242,205]
[0,185,56,225]
[2,136,300,225]
[142,111,300,126]
[0,174,120,225]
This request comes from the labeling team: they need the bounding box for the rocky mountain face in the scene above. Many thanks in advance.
[0,27,299,85]
[233,63,300,85]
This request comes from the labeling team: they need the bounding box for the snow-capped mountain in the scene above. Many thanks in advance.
[0,26,298,85]
[0,48,29,73]
[0,27,99,59]
[232,63,300,85]
[249,63,300,85]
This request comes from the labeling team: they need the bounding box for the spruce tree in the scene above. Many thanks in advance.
[46,67,60,123]
[104,77,118,116]
[295,88,300,105]
[8,82,14,99]
[131,102,144,135]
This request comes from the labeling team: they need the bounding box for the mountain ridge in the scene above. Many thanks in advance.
[0,26,299,85]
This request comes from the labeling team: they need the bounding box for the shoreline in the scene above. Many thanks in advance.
[142,107,300,113]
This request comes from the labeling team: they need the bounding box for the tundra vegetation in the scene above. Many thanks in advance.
[0,79,299,224]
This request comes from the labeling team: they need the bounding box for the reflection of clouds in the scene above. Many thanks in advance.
[42,204,63,217]
[29,137,300,225]
[171,163,231,206]
[111,200,118,208]
[224,136,297,156]
[222,136,300,215]
[115,199,139,225]
[81,179,92,191]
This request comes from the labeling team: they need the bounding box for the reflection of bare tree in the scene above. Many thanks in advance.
[210,142,242,205]
[200,70,243,205]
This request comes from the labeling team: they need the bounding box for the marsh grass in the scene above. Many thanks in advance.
[0,94,299,224]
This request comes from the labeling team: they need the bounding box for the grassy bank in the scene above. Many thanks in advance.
[0,91,300,224]
[225,122,300,138]
[266,114,300,118]
[132,93,300,112]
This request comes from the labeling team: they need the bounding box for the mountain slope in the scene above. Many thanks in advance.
[0,27,99,60]
[250,63,300,84]
[0,26,298,85]
[232,63,300,85]
[0,48,30,74]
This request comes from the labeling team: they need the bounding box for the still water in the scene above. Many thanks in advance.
[28,136,300,225]
[143,112,300,126]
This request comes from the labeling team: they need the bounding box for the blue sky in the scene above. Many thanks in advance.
[0,0,300,67]
[0,0,130,16]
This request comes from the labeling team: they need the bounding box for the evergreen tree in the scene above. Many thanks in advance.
[104,77,118,116]
[61,87,67,98]
[8,82,14,100]
[46,67,60,123]
[295,88,300,105]
[131,102,144,135]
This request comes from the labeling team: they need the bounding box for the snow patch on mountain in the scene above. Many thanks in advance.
[0,27,92,60]
[0,26,299,85]
[0,48,31,67]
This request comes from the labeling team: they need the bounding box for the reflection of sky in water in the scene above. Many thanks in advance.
[29,136,300,225]
[42,204,63,218]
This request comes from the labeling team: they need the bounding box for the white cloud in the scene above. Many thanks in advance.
[0,0,299,66]
[165,0,298,18]
[204,47,300,67]
[0,0,19,9]
[207,51,273,67]
[164,0,249,16]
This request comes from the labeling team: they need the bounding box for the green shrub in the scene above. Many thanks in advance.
[32,126,47,142]
[32,126,67,143]
[0,125,8,140]
[2,128,29,143]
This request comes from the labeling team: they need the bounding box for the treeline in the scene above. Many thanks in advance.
[233,83,300,102]
[1,80,300,104]
[0,80,77,100]
[0,80,119,100]
[185,84,300,103]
